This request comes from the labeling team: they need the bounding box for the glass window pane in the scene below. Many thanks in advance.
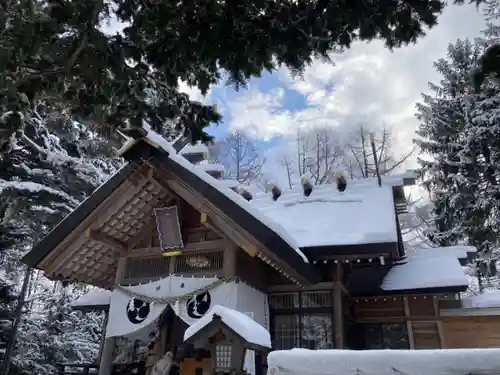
[301,314,333,349]
[363,323,409,350]
[382,323,409,349]
[364,324,384,349]
[272,315,300,350]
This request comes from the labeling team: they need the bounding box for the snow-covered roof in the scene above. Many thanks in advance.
[382,252,468,291]
[168,152,309,263]
[409,246,477,260]
[71,289,112,310]
[117,128,414,254]
[462,291,500,309]
[183,305,271,348]
[195,160,225,173]
[267,348,500,375]
[179,142,209,155]
[251,182,398,248]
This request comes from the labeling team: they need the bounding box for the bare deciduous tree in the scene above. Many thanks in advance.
[344,124,416,179]
[208,131,265,184]
[280,155,295,190]
[296,126,345,185]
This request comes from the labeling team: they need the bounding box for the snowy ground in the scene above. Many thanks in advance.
[267,348,500,375]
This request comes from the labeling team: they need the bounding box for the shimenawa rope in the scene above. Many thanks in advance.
[114,276,237,304]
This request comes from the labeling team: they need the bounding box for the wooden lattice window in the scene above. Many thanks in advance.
[270,291,334,349]
[124,256,171,282]
[215,345,232,371]
[174,250,224,274]
[301,291,332,308]
[269,293,299,309]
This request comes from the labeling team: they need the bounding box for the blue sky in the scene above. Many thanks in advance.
[180,2,485,178]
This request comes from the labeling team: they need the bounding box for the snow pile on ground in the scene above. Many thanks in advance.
[462,291,500,308]
[267,348,500,375]
[184,305,271,348]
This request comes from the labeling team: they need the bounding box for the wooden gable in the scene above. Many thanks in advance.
[22,138,320,287]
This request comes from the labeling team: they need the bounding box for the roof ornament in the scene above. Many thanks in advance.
[300,175,313,197]
[335,171,347,192]
[237,186,253,201]
[271,184,282,201]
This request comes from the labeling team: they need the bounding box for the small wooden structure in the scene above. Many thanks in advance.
[182,314,269,375]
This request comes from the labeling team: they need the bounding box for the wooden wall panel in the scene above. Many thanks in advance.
[354,297,405,319]
[408,297,435,316]
[443,316,500,349]
[236,248,268,291]
[412,321,440,349]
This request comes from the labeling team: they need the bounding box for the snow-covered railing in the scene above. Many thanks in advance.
[267,349,500,375]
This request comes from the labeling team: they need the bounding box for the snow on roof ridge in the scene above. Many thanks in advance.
[195,162,225,173]
[179,141,209,155]
[183,305,271,348]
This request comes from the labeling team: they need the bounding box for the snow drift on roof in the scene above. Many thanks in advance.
[196,160,225,173]
[251,182,398,248]
[409,245,477,260]
[184,305,271,348]
[382,252,468,291]
[267,348,500,375]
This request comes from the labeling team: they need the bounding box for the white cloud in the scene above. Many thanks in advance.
[227,3,486,165]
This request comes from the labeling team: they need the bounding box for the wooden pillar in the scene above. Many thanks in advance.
[433,298,445,348]
[333,283,344,348]
[98,257,127,375]
[403,297,415,349]
[332,262,344,349]
[223,243,237,278]
[97,311,110,361]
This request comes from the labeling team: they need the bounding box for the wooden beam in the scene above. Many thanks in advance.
[267,282,334,293]
[403,297,415,349]
[355,316,442,323]
[223,243,237,278]
[127,239,228,257]
[434,298,445,348]
[333,282,344,348]
[86,229,126,252]
[167,179,258,258]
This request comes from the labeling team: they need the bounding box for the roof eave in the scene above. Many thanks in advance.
[351,284,468,298]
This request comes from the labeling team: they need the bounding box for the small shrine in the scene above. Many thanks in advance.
[181,305,270,375]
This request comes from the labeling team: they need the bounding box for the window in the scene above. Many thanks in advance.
[363,323,409,350]
[301,314,332,349]
[272,314,300,349]
[270,291,333,350]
